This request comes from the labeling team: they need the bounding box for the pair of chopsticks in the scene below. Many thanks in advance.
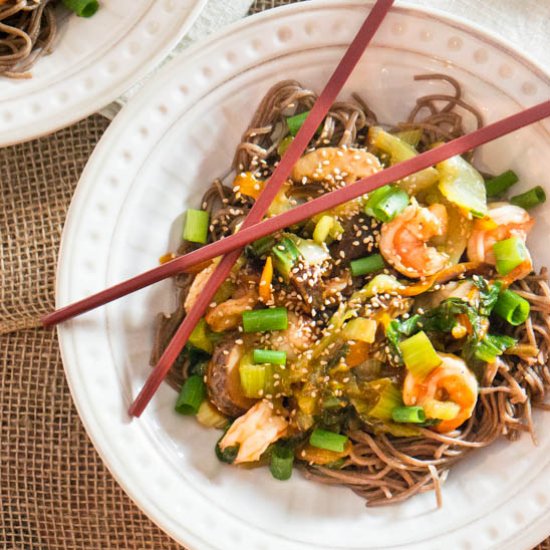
[44,0,550,418]
[48,0,396,417]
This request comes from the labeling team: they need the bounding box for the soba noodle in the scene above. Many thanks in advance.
[153,75,550,506]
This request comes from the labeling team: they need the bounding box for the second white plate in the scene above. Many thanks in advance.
[0,0,207,146]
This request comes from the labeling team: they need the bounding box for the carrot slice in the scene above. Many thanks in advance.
[399,262,484,297]
[298,441,352,465]
[158,252,176,265]
[346,341,370,367]
[259,256,273,302]
[233,172,265,199]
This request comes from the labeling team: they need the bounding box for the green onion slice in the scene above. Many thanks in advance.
[392,406,426,424]
[399,331,442,379]
[250,236,276,257]
[350,253,385,276]
[175,375,206,415]
[253,349,287,365]
[286,111,310,136]
[62,0,99,17]
[277,135,294,157]
[183,209,209,244]
[270,444,294,480]
[484,170,519,197]
[239,360,266,398]
[510,186,546,210]
[309,429,348,453]
[242,307,288,333]
[364,185,409,222]
[342,317,377,343]
[493,236,529,276]
[367,379,403,421]
[188,318,213,354]
[493,289,530,326]
[271,237,300,278]
[313,215,335,244]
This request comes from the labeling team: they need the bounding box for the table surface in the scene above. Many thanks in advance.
[1,1,549,549]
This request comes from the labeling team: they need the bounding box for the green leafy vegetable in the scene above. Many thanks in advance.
[368,126,439,193]
[272,237,300,278]
[473,334,517,363]
[472,276,502,316]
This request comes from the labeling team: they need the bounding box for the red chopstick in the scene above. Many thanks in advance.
[44,98,550,328]
[127,0,395,417]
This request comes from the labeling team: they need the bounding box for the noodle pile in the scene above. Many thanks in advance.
[0,0,57,79]
[154,75,550,506]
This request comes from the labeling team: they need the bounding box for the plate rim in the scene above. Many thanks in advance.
[56,1,550,548]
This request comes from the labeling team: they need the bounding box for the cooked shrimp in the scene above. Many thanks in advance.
[205,288,258,332]
[379,203,450,278]
[269,312,318,361]
[218,400,288,464]
[403,353,478,433]
[291,147,381,185]
[291,147,382,217]
[467,202,534,265]
[184,263,215,312]
[186,263,259,331]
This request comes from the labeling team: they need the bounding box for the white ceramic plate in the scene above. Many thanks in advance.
[56,2,550,549]
[0,0,207,146]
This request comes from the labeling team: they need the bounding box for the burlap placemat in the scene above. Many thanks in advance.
[0,0,548,549]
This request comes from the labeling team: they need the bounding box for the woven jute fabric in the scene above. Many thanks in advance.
[0,1,548,549]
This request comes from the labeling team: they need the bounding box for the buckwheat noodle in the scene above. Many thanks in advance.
[152,75,550,506]
[0,0,57,79]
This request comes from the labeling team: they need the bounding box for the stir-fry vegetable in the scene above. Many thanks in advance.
[183,209,209,244]
[175,375,206,415]
[510,186,546,210]
[493,236,529,276]
[62,0,99,17]
[493,289,530,325]
[166,79,548,507]
[484,170,519,197]
[242,307,288,333]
